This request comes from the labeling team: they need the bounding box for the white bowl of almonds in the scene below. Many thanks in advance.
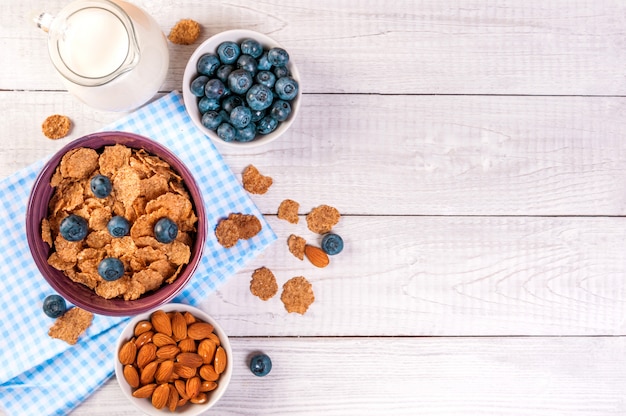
[114,303,232,414]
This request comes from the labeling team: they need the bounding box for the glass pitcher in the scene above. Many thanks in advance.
[33,0,169,112]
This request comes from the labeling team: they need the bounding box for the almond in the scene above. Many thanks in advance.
[153,333,176,347]
[151,310,172,336]
[118,340,137,365]
[151,383,170,409]
[132,383,156,399]
[183,311,196,325]
[197,339,216,364]
[177,397,189,407]
[214,346,227,374]
[123,364,140,388]
[190,392,208,404]
[186,376,201,399]
[155,360,175,384]
[199,364,219,381]
[171,312,187,341]
[140,361,158,385]
[174,379,189,399]
[167,383,179,412]
[156,344,181,360]
[178,338,197,353]
[134,330,154,349]
[173,363,197,378]
[137,343,157,369]
[187,322,214,340]
[133,320,153,336]
[200,380,218,392]
[304,244,330,268]
[177,352,204,368]
[207,332,221,346]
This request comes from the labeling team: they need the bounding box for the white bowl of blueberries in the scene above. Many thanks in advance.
[182,29,301,148]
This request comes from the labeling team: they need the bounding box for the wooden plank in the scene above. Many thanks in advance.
[72,336,626,415]
[2,91,626,216]
[3,1,626,95]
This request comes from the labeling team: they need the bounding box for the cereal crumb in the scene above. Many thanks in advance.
[242,165,273,195]
[306,204,341,234]
[250,267,278,301]
[42,114,71,140]
[287,234,306,260]
[48,307,93,345]
[168,19,200,45]
[215,213,262,248]
[277,199,299,224]
[280,276,315,314]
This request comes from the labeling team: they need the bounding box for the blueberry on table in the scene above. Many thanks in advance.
[227,69,253,95]
[246,84,274,111]
[59,214,88,242]
[240,38,263,58]
[98,257,125,281]
[216,41,241,64]
[250,354,272,377]
[204,78,226,100]
[267,47,289,67]
[217,122,237,142]
[90,174,112,198]
[154,217,178,244]
[43,294,66,318]
[201,110,223,130]
[107,216,130,238]
[256,115,278,135]
[269,100,291,122]
[197,53,221,76]
[190,75,209,97]
[274,76,299,101]
[321,233,344,255]
[230,105,252,129]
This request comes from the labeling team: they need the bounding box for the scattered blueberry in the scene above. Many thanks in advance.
[107,216,130,238]
[154,217,178,244]
[90,174,112,198]
[274,76,299,100]
[190,75,209,97]
[267,47,289,67]
[204,78,226,100]
[43,294,66,318]
[240,38,263,58]
[197,53,221,76]
[217,122,237,142]
[98,257,125,281]
[236,54,258,75]
[255,71,276,89]
[269,100,291,121]
[216,41,241,64]
[256,115,279,135]
[230,105,252,129]
[202,110,223,130]
[321,233,344,255]
[227,69,253,95]
[236,124,257,142]
[59,214,88,242]
[249,354,272,377]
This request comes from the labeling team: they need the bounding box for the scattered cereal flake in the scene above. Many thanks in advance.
[59,148,99,180]
[242,165,273,195]
[214,217,241,248]
[42,114,71,140]
[168,19,201,45]
[280,276,315,314]
[250,267,278,301]
[277,199,299,224]
[306,204,341,234]
[230,213,262,239]
[215,213,263,248]
[48,307,93,345]
[287,234,306,260]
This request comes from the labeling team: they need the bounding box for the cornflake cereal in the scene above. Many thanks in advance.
[280,276,315,314]
[242,165,273,195]
[306,204,341,234]
[250,267,278,301]
[287,234,306,260]
[48,307,93,345]
[42,114,71,140]
[43,143,198,301]
[215,213,262,248]
[168,19,201,45]
[277,199,299,224]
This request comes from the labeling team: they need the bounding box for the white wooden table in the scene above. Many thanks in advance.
[2,1,626,414]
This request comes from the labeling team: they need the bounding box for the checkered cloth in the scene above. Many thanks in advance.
[0,91,276,415]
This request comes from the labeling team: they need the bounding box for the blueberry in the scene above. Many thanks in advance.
[107,216,130,238]
[269,100,291,121]
[236,123,257,142]
[274,76,299,100]
[216,64,234,83]
[216,41,241,64]
[249,354,272,377]
[227,69,253,95]
[246,84,274,111]
[217,122,237,142]
[321,233,343,255]
[198,96,221,113]
[250,108,266,123]
[90,174,112,198]
[240,38,263,58]
[59,214,88,242]
[236,54,258,76]
[267,47,289,67]
[204,78,226,100]
[197,53,221,76]
[256,115,278,135]
[98,257,125,281]
[273,66,290,79]
[201,110,223,130]
[190,75,209,97]
[154,217,178,244]
[222,95,245,113]
[43,294,66,318]
[257,52,272,71]
[255,70,276,89]
[230,105,252,129]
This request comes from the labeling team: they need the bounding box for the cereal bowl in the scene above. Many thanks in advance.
[25,131,206,316]
[182,29,301,148]
[114,303,233,415]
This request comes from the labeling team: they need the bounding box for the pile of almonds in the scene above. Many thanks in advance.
[118,309,227,411]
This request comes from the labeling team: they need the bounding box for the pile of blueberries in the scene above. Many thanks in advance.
[190,38,299,143]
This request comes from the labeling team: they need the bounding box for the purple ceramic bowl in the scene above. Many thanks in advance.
[25,132,206,316]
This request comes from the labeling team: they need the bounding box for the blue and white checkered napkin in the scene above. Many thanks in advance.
[0,91,276,415]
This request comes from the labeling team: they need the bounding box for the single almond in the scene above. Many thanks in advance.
[133,320,153,336]
[214,346,227,374]
[187,322,214,340]
[186,376,201,399]
[177,352,204,368]
[151,383,170,409]
[140,361,158,385]
[167,383,179,412]
[153,333,176,347]
[207,332,221,346]
[173,363,197,379]
[171,312,187,341]
[155,360,175,384]
[199,364,219,381]
[178,338,197,353]
[118,340,137,365]
[151,310,172,336]
[304,245,330,268]
[174,379,189,399]
[157,344,181,360]
[137,343,157,369]
[183,311,196,325]
[132,383,157,399]
[190,392,208,404]
[200,380,218,392]
[123,364,140,388]
[197,339,216,364]
[134,331,154,349]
